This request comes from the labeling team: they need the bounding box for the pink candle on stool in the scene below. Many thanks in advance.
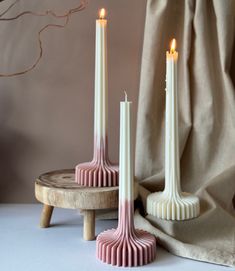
[75,8,118,187]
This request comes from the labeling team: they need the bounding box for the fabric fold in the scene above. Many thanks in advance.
[135,0,235,266]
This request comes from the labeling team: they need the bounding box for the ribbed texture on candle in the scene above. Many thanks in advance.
[96,99,156,267]
[75,18,118,187]
[165,52,181,195]
[94,19,107,146]
[147,51,200,220]
[119,101,133,201]
[96,200,156,267]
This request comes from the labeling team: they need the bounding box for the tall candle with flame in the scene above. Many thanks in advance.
[147,39,200,220]
[165,38,180,195]
[75,8,118,187]
[94,8,107,149]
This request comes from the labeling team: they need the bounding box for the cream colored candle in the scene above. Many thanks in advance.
[147,39,200,220]
[94,8,107,148]
[119,92,133,201]
[165,38,181,196]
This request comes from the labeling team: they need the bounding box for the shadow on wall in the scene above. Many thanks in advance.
[0,128,30,202]
[0,93,34,202]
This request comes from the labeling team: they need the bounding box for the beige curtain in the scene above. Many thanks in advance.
[135,0,235,267]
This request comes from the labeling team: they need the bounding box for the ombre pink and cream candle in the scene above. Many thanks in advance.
[96,94,156,267]
[75,8,118,187]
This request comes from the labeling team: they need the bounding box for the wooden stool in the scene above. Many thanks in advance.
[35,169,118,241]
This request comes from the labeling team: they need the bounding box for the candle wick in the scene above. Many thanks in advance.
[124,91,128,102]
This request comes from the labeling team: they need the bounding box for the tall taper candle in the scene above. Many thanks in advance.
[94,8,107,150]
[165,38,181,196]
[96,93,156,267]
[147,39,200,220]
[75,8,118,187]
[119,92,133,202]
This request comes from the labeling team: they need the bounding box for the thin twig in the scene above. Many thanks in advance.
[0,0,19,18]
[0,0,87,77]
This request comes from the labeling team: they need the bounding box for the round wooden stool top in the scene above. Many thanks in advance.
[35,169,119,241]
[35,169,119,210]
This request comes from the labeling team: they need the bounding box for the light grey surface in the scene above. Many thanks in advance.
[0,204,231,271]
[0,0,146,202]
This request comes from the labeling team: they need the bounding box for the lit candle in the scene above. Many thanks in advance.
[94,8,108,151]
[165,38,180,197]
[147,39,200,220]
[75,8,118,187]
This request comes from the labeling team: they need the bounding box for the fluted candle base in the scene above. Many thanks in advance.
[147,192,200,220]
[75,138,118,187]
[96,201,156,267]
[75,160,118,187]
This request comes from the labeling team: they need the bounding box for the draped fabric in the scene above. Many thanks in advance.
[134,0,235,267]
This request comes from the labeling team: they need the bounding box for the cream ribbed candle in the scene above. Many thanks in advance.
[119,93,133,202]
[94,8,107,148]
[147,39,200,220]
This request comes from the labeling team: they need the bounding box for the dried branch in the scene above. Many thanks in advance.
[0,0,19,17]
[0,0,87,77]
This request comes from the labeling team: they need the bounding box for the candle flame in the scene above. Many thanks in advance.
[170,38,176,53]
[99,8,106,19]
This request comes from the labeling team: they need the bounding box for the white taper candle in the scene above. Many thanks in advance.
[94,8,108,148]
[165,38,181,196]
[147,39,200,220]
[119,93,133,201]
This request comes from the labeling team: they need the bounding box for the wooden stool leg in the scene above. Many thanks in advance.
[40,204,54,228]
[83,210,95,241]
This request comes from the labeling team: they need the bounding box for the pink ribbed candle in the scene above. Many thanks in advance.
[96,94,156,267]
[75,8,118,187]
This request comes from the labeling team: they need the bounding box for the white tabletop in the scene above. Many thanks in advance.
[0,204,232,271]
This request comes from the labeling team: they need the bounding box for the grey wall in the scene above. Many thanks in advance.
[0,0,146,202]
